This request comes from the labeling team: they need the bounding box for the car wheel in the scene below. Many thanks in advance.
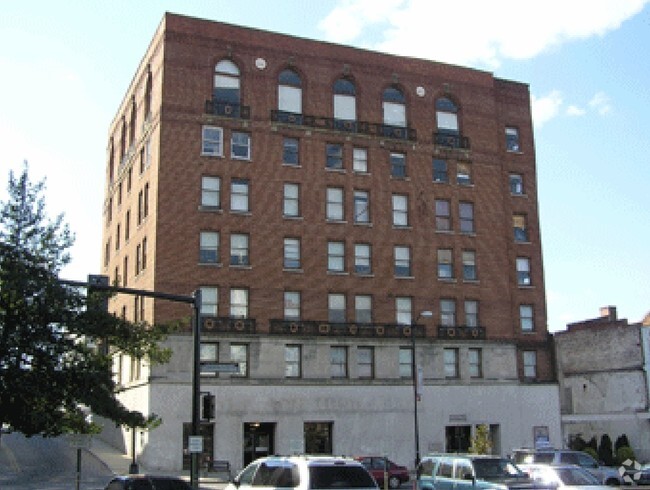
[388,476,401,489]
[605,478,620,486]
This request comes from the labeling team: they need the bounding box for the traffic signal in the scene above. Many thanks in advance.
[202,393,215,420]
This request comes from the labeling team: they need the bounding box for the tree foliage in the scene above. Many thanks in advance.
[469,424,492,455]
[0,165,173,436]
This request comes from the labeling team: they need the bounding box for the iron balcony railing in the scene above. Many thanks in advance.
[437,325,485,340]
[201,316,256,334]
[433,131,471,149]
[271,110,417,141]
[204,99,251,119]
[269,319,424,338]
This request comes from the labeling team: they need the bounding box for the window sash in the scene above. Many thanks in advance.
[231,132,251,159]
[202,126,223,156]
[285,345,301,378]
[327,241,345,272]
[230,289,248,318]
[284,238,301,269]
[440,300,456,326]
[433,159,448,183]
[231,180,249,212]
[390,153,407,178]
[328,294,346,323]
[353,148,368,172]
[330,347,348,378]
[444,349,459,378]
[200,232,219,264]
[355,296,372,324]
[465,300,478,327]
[469,348,482,378]
[394,246,411,277]
[459,202,474,233]
[283,138,299,165]
[283,183,299,216]
[357,347,374,378]
[334,94,356,121]
[354,191,369,223]
[436,112,458,133]
[230,234,249,266]
[395,297,412,325]
[284,292,301,320]
[326,188,344,220]
[383,101,406,127]
[399,347,413,378]
[354,244,371,274]
[520,305,534,331]
[200,287,218,316]
[201,177,221,207]
[326,144,343,169]
[279,85,302,114]
[230,344,248,376]
[392,195,408,226]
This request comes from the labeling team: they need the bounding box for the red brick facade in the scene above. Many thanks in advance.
[102,13,553,382]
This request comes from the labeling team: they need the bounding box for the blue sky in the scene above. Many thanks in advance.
[1,0,648,331]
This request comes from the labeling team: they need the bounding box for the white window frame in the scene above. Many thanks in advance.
[523,350,537,378]
[231,132,251,160]
[326,187,344,221]
[440,299,456,327]
[465,300,478,327]
[437,249,454,279]
[353,190,370,223]
[520,304,534,331]
[230,288,248,318]
[284,238,301,270]
[230,179,249,213]
[394,246,411,277]
[327,241,345,272]
[201,176,221,208]
[230,233,250,266]
[330,346,348,378]
[444,348,459,378]
[354,295,372,324]
[199,231,219,264]
[357,346,374,379]
[283,183,300,217]
[353,147,368,173]
[517,257,531,286]
[462,250,477,281]
[200,286,218,316]
[395,296,412,325]
[392,194,408,227]
[284,291,301,320]
[354,243,371,275]
[469,348,482,378]
[328,293,346,323]
[285,345,302,378]
[201,126,223,156]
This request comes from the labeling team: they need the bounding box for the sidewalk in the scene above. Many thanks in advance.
[88,438,227,489]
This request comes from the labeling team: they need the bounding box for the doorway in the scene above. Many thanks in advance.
[243,422,275,466]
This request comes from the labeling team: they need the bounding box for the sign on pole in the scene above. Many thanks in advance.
[188,436,203,453]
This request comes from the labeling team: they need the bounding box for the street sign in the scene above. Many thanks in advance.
[200,362,240,374]
[188,436,203,453]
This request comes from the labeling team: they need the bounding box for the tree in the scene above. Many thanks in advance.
[598,434,614,466]
[469,424,492,455]
[0,165,173,437]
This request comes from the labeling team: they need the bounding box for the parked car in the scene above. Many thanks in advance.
[103,475,193,489]
[518,463,612,490]
[225,455,379,490]
[512,449,622,486]
[355,456,409,488]
[417,454,555,490]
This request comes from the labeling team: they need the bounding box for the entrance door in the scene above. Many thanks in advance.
[445,425,471,453]
[243,422,275,466]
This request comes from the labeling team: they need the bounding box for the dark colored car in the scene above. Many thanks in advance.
[355,456,409,489]
[104,475,193,490]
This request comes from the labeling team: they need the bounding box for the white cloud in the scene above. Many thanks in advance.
[531,91,563,128]
[319,0,649,68]
[589,91,612,115]
[566,105,587,117]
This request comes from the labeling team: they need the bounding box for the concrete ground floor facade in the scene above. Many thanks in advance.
[98,381,561,474]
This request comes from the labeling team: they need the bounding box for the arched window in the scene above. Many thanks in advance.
[278,69,302,114]
[383,86,406,127]
[333,78,356,122]
[214,60,240,106]
[143,69,152,119]
[435,97,459,134]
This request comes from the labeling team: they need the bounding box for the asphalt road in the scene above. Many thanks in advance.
[0,432,113,490]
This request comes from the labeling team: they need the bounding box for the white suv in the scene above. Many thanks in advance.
[225,455,379,490]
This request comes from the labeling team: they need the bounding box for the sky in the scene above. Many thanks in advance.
[1,0,648,332]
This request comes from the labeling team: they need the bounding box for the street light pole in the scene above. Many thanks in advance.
[412,310,432,470]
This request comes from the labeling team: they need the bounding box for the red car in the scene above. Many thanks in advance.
[355,456,410,489]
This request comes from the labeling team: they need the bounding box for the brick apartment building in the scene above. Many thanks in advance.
[99,12,560,473]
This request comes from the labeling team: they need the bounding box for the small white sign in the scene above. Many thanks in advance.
[188,436,203,453]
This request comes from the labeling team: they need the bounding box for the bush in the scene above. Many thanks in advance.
[583,447,598,461]
[569,435,587,451]
[616,446,635,465]
[598,434,614,466]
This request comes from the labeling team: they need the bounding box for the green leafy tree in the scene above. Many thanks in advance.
[598,434,614,466]
[469,424,492,455]
[0,165,172,437]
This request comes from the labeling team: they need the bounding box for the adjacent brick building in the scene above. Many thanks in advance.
[100,12,559,472]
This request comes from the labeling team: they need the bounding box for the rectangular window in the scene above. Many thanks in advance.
[469,348,482,378]
[506,127,520,152]
[353,190,370,223]
[354,295,372,324]
[462,250,477,281]
[284,238,301,269]
[200,342,219,365]
[231,178,250,212]
[285,345,301,378]
[284,291,301,320]
[230,288,248,318]
[390,152,406,178]
[230,343,248,377]
[399,347,413,378]
[328,293,346,323]
[395,296,412,325]
[327,241,345,272]
[433,159,448,183]
[392,194,408,227]
[464,300,478,327]
[283,137,299,165]
[394,246,411,277]
[457,163,472,185]
[231,132,251,160]
[444,348,459,378]
[230,233,250,266]
[326,143,344,169]
[353,147,368,173]
[357,347,374,379]
[513,214,528,242]
[199,231,219,264]
[510,173,524,195]
[326,187,344,221]
[283,183,300,217]
[440,299,456,327]
[124,210,130,242]
[516,257,531,286]
[202,126,223,156]
[330,346,348,378]
[201,176,221,208]
[435,199,451,231]
[437,249,454,279]
[520,304,534,331]
[200,287,218,316]
[354,243,372,275]
[459,201,474,233]
[523,350,537,379]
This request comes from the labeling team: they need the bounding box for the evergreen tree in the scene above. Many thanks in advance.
[598,434,614,466]
[0,165,172,436]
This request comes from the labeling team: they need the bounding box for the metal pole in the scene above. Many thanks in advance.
[411,324,420,470]
[76,447,81,490]
[190,289,202,489]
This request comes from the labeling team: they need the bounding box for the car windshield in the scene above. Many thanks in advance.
[556,468,600,486]
[309,466,377,489]
[473,459,524,480]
